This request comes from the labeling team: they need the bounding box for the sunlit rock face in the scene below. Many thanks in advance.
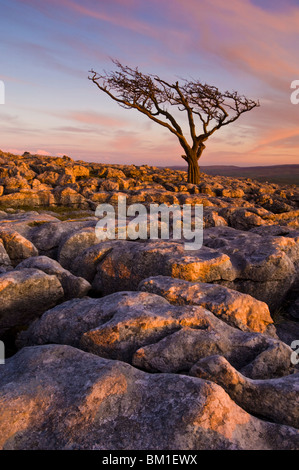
[18,291,293,380]
[139,275,274,334]
[0,228,38,266]
[0,344,298,450]
[202,226,298,309]
[91,240,235,295]
[190,355,299,429]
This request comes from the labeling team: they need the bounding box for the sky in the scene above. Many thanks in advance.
[1,0,299,167]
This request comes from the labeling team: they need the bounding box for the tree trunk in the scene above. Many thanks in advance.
[187,156,200,184]
[181,142,205,184]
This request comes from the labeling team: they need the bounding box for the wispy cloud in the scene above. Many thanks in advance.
[3,0,299,166]
[36,149,51,155]
[67,111,129,128]
[170,0,299,90]
[53,126,99,134]
[4,39,84,78]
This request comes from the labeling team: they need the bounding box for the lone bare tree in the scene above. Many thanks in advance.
[89,60,259,184]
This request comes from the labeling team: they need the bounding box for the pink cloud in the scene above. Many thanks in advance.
[109,134,143,152]
[170,0,299,90]
[67,111,129,128]
[61,0,157,37]
[7,0,299,167]
[251,127,299,153]
[2,148,25,156]
[0,75,34,86]
[35,149,51,156]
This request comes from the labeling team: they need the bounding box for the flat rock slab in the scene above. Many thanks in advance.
[0,344,298,450]
[139,276,274,334]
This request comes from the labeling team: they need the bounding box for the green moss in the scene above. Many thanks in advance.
[27,221,48,227]
[0,204,94,221]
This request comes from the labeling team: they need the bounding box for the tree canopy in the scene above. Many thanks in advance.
[89,60,260,183]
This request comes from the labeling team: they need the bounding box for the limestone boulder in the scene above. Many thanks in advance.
[70,241,120,282]
[190,355,299,428]
[0,229,38,266]
[139,276,275,334]
[36,171,60,186]
[0,190,55,207]
[1,176,31,194]
[0,268,64,337]
[98,180,120,192]
[226,208,267,230]
[0,212,60,238]
[53,187,89,208]
[0,240,12,272]
[132,321,292,379]
[28,219,96,258]
[18,291,293,379]
[203,209,228,228]
[0,345,298,450]
[91,240,235,295]
[57,227,98,270]
[16,256,91,300]
[203,227,298,308]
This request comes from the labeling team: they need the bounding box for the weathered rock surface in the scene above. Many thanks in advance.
[28,219,96,258]
[18,292,293,379]
[0,228,38,266]
[57,226,99,270]
[0,268,64,337]
[132,323,293,379]
[0,189,56,207]
[16,256,91,300]
[203,227,298,309]
[190,355,299,428]
[139,276,274,334]
[52,186,90,208]
[91,240,235,295]
[0,211,60,238]
[0,150,298,450]
[0,240,12,272]
[0,344,298,450]
[70,240,120,282]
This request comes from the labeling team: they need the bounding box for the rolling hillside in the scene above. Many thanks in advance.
[167,165,299,186]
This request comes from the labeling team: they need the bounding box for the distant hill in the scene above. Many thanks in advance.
[166,165,299,186]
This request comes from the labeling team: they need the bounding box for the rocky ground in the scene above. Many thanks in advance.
[0,150,298,450]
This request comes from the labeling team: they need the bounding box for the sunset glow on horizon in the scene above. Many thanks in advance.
[1,0,299,167]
